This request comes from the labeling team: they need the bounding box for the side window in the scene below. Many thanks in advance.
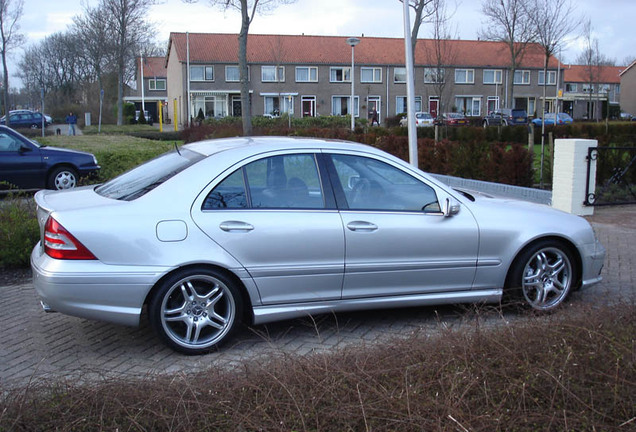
[0,133,21,152]
[203,169,247,209]
[247,154,324,209]
[331,154,440,212]
[203,154,325,210]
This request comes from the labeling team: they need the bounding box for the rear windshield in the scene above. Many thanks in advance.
[95,148,205,201]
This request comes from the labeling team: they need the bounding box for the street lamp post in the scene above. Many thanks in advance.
[346,37,360,131]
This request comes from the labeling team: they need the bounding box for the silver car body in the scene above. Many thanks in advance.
[31,137,605,331]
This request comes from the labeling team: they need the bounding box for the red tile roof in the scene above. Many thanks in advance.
[167,32,559,69]
[563,64,624,83]
[137,56,167,78]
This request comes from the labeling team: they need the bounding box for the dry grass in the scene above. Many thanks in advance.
[1,303,634,431]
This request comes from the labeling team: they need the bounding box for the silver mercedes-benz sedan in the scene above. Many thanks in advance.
[31,137,605,354]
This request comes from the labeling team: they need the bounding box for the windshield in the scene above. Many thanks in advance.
[95,148,205,201]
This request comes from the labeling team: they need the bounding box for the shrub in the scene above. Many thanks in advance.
[0,195,39,269]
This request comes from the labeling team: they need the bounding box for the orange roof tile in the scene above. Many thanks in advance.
[137,57,167,78]
[563,64,624,83]
[167,32,559,69]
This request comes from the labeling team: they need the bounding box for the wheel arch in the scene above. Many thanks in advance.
[505,235,583,290]
[143,263,255,325]
[47,163,79,185]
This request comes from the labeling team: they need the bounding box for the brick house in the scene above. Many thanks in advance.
[161,32,560,127]
[125,56,168,123]
[619,60,636,116]
[562,64,624,120]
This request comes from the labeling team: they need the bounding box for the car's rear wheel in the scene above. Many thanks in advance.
[48,166,78,190]
[149,268,243,355]
[506,240,576,311]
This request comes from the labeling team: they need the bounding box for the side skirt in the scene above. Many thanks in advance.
[252,289,502,325]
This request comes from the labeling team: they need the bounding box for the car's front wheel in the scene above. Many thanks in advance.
[149,268,243,355]
[48,166,78,190]
[506,240,576,311]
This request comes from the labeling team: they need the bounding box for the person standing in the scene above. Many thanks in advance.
[65,112,77,136]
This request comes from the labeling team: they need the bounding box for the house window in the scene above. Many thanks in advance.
[148,79,166,91]
[424,67,444,83]
[538,70,556,85]
[296,66,318,82]
[396,96,422,114]
[264,95,294,116]
[332,96,359,116]
[565,83,578,92]
[454,69,475,84]
[513,70,530,85]
[455,96,481,116]
[361,67,382,83]
[262,66,285,82]
[192,94,227,118]
[190,65,214,81]
[330,67,351,82]
[225,65,240,82]
[483,69,502,84]
[394,67,406,83]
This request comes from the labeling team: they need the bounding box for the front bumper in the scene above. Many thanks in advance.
[31,243,170,326]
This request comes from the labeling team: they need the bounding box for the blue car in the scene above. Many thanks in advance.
[532,113,574,126]
[0,126,100,190]
[0,111,48,129]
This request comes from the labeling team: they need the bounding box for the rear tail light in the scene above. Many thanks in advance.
[44,217,97,260]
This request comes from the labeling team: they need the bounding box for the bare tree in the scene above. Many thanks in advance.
[0,0,24,123]
[525,0,579,186]
[479,0,535,109]
[183,0,296,136]
[406,0,440,61]
[101,0,157,125]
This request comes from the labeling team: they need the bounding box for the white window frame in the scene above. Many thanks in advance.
[261,65,285,82]
[424,67,445,84]
[295,66,318,82]
[396,96,422,114]
[394,67,406,83]
[565,83,578,92]
[483,69,503,85]
[225,65,240,82]
[538,70,557,85]
[330,67,351,83]
[361,67,382,83]
[148,78,166,91]
[454,96,481,116]
[331,95,359,116]
[190,65,214,82]
[513,70,531,85]
[455,69,475,84]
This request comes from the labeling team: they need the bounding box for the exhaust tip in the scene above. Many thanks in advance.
[40,301,56,313]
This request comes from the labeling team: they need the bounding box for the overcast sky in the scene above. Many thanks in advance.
[15,0,636,87]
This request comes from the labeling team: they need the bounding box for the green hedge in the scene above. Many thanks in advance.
[0,195,39,269]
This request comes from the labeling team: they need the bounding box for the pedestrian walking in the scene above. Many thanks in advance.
[66,112,77,136]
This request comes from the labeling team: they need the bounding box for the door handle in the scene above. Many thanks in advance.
[346,221,378,232]
[219,221,254,232]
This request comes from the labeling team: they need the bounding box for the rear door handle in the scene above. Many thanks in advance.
[346,221,378,232]
[219,221,254,232]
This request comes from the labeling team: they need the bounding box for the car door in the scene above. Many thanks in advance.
[327,153,479,299]
[191,152,345,305]
[0,131,43,189]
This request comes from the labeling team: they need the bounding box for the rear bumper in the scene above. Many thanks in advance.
[31,243,170,326]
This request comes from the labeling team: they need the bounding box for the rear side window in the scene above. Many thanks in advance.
[96,148,205,201]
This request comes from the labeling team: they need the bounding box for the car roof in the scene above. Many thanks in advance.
[183,136,379,158]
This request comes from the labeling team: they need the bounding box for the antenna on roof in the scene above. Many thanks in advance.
[174,141,181,156]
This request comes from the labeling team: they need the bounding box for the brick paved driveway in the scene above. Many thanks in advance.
[1,207,633,388]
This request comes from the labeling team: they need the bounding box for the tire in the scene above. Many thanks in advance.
[48,166,78,190]
[482,121,488,128]
[506,240,576,311]
[149,267,243,355]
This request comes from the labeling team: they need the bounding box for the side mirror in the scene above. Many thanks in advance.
[18,145,32,153]
[442,197,460,217]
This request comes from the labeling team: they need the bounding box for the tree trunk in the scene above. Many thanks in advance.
[239,0,252,136]
[2,50,9,126]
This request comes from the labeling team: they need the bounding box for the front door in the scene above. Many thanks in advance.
[328,153,479,298]
[232,96,242,117]
[429,98,439,119]
[301,97,315,117]
[367,96,381,123]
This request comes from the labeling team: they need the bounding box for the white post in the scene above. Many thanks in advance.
[346,37,360,131]
[402,0,418,168]
[140,53,145,114]
[552,139,597,216]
